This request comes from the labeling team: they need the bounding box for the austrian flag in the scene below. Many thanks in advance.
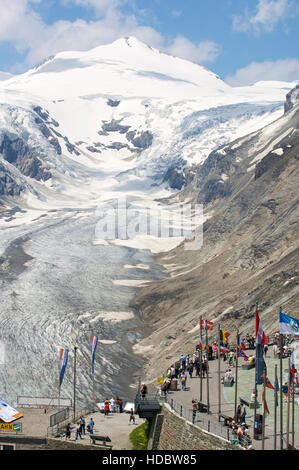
[201,320,214,331]
[255,308,268,345]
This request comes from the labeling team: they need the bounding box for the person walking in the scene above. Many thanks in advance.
[187,362,194,380]
[240,404,247,424]
[140,383,148,399]
[180,370,188,391]
[104,399,110,416]
[65,423,71,440]
[75,421,83,440]
[129,408,135,424]
[79,416,85,435]
[88,417,95,435]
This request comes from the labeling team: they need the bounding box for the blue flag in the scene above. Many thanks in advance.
[279,312,299,335]
[59,348,69,387]
[275,377,279,407]
[256,344,266,385]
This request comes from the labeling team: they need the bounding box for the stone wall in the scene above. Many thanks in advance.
[154,404,240,451]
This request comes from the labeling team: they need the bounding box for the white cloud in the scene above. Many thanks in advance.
[232,0,294,33]
[225,58,299,86]
[0,0,221,73]
[167,36,221,64]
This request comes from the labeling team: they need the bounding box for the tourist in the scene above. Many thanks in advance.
[80,416,86,435]
[129,408,135,424]
[75,421,83,440]
[180,354,186,371]
[236,404,242,423]
[65,423,71,440]
[104,399,110,416]
[240,404,247,424]
[140,383,148,399]
[180,370,187,390]
[119,397,123,413]
[192,400,198,421]
[88,417,95,435]
[187,362,194,379]
[282,382,289,401]
[109,397,115,413]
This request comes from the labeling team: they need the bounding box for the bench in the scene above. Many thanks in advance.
[242,362,255,370]
[90,435,112,448]
[240,396,259,409]
[197,402,208,413]
[219,414,234,426]
[223,378,234,387]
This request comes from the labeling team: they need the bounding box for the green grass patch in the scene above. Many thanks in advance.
[129,420,150,450]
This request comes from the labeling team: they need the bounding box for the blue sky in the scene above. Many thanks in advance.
[0,0,299,85]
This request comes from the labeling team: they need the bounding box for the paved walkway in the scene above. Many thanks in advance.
[160,343,299,451]
[55,411,145,450]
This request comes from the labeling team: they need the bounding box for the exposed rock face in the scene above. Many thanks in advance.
[162,166,186,190]
[0,134,52,181]
[126,130,153,150]
[284,84,299,113]
[0,161,23,196]
[133,104,299,382]
[107,99,120,107]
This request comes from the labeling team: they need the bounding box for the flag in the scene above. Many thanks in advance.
[201,320,213,331]
[279,312,299,336]
[220,346,230,354]
[262,391,270,415]
[220,330,230,341]
[256,344,266,385]
[59,348,69,387]
[256,308,268,345]
[238,348,249,361]
[91,336,98,374]
[290,351,296,384]
[261,376,275,390]
[275,377,280,407]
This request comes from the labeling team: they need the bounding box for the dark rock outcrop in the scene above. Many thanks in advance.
[284,84,299,113]
[0,134,52,181]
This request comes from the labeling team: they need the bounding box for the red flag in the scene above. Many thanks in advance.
[255,308,268,345]
[201,320,213,331]
[261,376,275,390]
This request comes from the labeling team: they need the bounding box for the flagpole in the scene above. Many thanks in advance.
[234,329,239,421]
[218,324,221,421]
[262,366,266,450]
[254,303,258,432]
[206,323,210,414]
[274,364,277,450]
[286,357,290,450]
[292,370,295,449]
[279,311,283,449]
[199,315,203,402]
[73,345,78,423]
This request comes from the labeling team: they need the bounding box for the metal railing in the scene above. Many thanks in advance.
[163,394,251,448]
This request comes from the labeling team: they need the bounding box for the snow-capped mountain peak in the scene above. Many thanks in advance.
[0,37,297,215]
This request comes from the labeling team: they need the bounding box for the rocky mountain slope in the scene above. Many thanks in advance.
[133,95,299,383]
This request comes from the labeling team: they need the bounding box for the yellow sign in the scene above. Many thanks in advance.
[0,423,13,431]
[157,377,165,384]
[0,423,21,432]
